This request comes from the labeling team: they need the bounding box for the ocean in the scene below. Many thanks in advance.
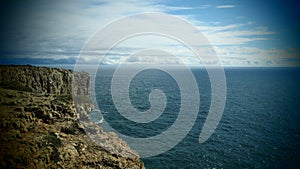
[90,66,300,169]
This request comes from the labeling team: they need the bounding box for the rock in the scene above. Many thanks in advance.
[14,107,24,112]
[0,65,145,169]
[0,65,90,96]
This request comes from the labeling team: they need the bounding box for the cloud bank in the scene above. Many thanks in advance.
[0,0,299,67]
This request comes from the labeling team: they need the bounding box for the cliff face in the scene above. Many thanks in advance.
[0,65,90,96]
[0,65,144,169]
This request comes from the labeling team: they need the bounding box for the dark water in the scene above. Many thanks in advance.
[94,66,300,169]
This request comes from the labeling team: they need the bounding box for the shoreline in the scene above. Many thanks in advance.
[0,65,145,168]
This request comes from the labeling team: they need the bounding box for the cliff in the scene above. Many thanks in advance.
[0,65,90,96]
[0,65,145,169]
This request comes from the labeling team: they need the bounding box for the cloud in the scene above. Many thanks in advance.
[199,5,211,9]
[178,15,275,45]
[0,0,195,61]
[214,46,300,66]
[216,5,236,9]
[1,0,299,67]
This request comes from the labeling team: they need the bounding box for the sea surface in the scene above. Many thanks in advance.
[79,65,300,168]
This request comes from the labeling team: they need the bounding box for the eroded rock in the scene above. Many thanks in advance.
[0,65,145,169]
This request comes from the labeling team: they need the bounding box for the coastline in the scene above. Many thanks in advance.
[0,65,145,168]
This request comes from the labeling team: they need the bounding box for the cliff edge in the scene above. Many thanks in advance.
[0,65,145,169]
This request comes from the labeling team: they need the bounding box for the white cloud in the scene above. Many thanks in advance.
[216,5,236,9]
[174,16,275,46]
[199,5,211,9]
[5,0,298,67]
[214,46,300,66]
[7,0,193,59]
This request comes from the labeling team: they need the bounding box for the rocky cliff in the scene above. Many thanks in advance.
[0,65,90,96]
[0,65,145,169]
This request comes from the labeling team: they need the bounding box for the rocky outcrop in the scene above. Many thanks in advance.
[0,65,145,169]
[0,65,90,96]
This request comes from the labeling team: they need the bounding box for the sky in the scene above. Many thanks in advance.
[0,0,299,67]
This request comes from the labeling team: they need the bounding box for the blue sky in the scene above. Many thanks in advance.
[0,0,299,66]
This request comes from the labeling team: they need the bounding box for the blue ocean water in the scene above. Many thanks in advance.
[94,66,300,169]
